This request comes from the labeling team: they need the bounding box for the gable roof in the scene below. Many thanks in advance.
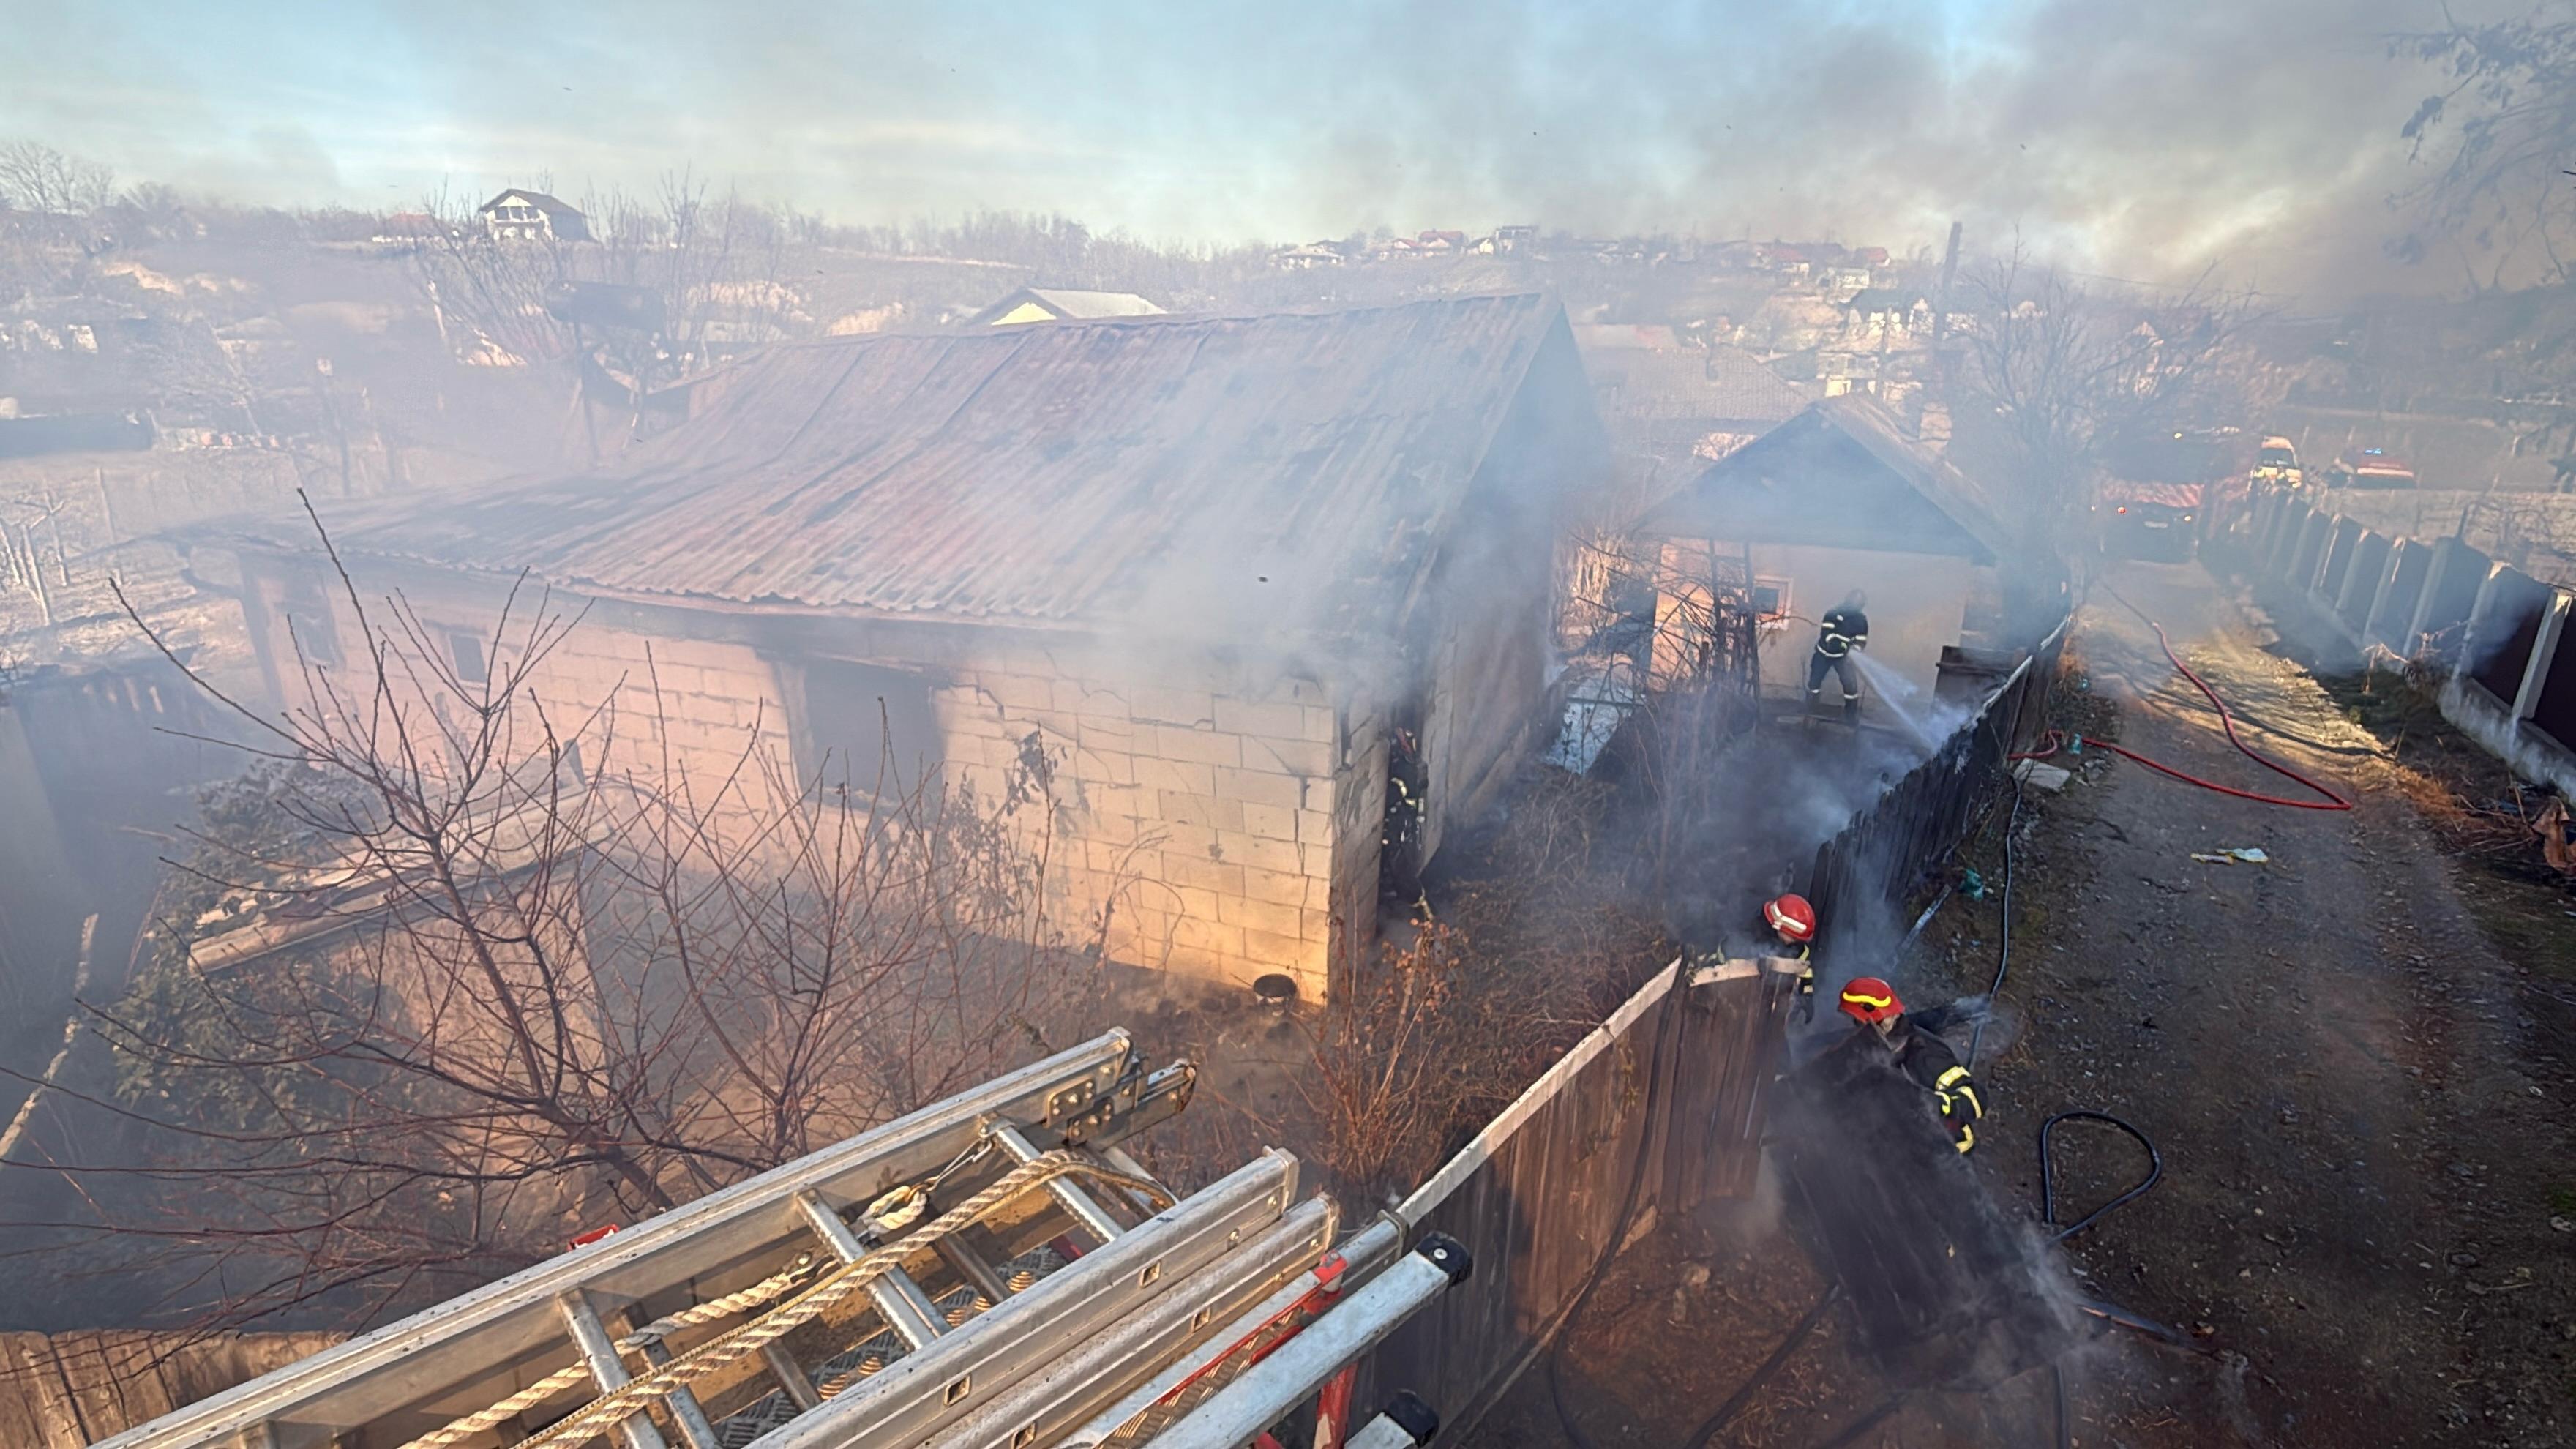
[970,288,1166,326]
[1637,395,2012,564]
[258,295,1598,631]
[478,190,582,217]
[476,190,591,241]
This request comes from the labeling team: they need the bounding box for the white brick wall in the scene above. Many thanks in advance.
[937,658,1345,1000]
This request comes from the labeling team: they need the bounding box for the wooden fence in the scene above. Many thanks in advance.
[1803,617,2067,973]
[1355,955,1800,1439]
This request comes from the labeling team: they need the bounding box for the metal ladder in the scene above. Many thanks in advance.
[93,1030,1476,1449]
[94,1033,1194,1449]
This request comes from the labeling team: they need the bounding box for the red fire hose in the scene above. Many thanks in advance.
[2013,615,2352,812]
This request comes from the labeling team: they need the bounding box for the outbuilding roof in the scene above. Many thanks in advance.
[1638,395,2014,564]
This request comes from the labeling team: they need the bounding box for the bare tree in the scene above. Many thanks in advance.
[1295,921,1586,1207]
[0,139,115,216]
[2392,6,2576,291]
[10,505,1116,1331]
[1955,247,2274,573]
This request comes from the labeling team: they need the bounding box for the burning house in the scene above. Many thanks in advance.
[211,295,1609,1000]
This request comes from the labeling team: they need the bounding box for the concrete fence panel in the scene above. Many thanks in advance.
[2527,600,2576,755]
[2368,539,2433,649]
[2288,511,2332,590]
[2336,530,2395,632]
[2414,538,2494,662]
[2263,503,2315,581]
[2317,517,2365,605]
[2465,567,2553,711]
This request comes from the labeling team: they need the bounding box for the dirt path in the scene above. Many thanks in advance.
[1931,557,2575,1446]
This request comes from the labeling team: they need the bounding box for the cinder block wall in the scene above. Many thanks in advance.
[239,559,1354,1000]
[932,653,1344,1000]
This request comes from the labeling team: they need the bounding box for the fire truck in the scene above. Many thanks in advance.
[2096,481,2204,561]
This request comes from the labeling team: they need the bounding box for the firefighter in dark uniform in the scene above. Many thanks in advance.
[1764,892,1819,1022]
[1381,727,1430,919]
[1836,976,1983,1153]
[1806,589,1871,722]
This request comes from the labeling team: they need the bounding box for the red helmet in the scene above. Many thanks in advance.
[1763,893,1816,944]
[1838,977,1905,1025]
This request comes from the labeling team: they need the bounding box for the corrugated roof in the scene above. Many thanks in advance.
[289,294,1584,628]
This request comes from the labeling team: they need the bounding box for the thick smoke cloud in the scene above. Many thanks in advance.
[0,0,2520,301]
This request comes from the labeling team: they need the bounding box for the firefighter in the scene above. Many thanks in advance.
[1805,589,1871,722]
[1381,727,1431,918]
[1763,892,1818,1021]
[1837,976,1982,1154]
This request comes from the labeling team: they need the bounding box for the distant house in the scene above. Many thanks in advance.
[476,190,591,243]
[1270,242,1347,271]
[968,288,1167,326]
[214,296,1610,1001]
[1852,247,1890,268]
[1753,244,1813,280]
[1491,225,1538,255]
[1415,230,1467,254]
[1636,397,2040,708]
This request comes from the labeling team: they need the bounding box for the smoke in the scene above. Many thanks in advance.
[0,0,2521,302]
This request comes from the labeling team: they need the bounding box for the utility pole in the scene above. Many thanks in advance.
[1937,222,1958,351]
[1932,220,1964,388]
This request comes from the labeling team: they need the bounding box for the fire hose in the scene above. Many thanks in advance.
[2012,583,2353,812]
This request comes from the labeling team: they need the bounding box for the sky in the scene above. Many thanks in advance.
[0,0,2531,302]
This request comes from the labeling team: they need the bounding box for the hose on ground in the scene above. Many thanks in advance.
[2024,584,2352,812]
[2040,1111,2163,1243]
[1966,771,2026,1071]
